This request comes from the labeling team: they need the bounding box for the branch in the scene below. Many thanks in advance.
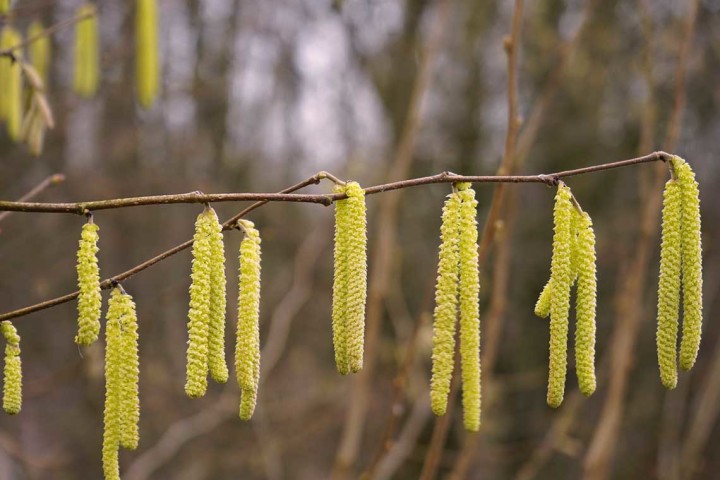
[0,10,93,61]
[0,173,65,225]
[0,151,671,214]
[0,152,671,322]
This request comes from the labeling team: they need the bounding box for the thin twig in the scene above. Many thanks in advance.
[0,173,65,225]
[0,10,93,60]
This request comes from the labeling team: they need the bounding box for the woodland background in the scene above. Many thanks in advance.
[1,0,719,479]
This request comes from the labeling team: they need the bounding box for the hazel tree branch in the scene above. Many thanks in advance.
[0,151,671,322]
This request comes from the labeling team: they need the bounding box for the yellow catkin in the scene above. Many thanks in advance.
[206,208,229,384]
[185,209,214,398]
[0,0,9,15]
[673,158,703,371]
[331,182,368,374]
[0,27,23,141]
[547,184,573,408]
[136,0,160,108]
[28,20,51,86]
[103,289,123,480]
[574,210,597,396]
[430,188,462,416]
[2,322,22,415]
[235,220,261,420]
[458,184,481,432]
[74,4,99,97]
[116,289,140,451]
[534,280,552,319]
[76,220,102,346]
[656,176,682,389]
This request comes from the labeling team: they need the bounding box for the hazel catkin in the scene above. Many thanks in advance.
[457,184,481,432]
[235,220,262,420]
[331,182,368,375]
[117,289,140,451]
[76,220,102,346]
[2,322,22,415]
[207,208,229,385]
[74,4,99,97]
[28,20,51,86]
[674,157,703,372]
[430,188,462,416]
[574,210,597,396]
[0,27,23,141]
[547,183,573,408]
[136,0,160,108]
[103,289,124,480]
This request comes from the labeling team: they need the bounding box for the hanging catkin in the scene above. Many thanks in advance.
[28,20,51,86]
[206,208,228,384]
[574,210,597,396]
[331,182,368,375]
[116,289,140,451]
[0,27,23,141]
[547,183,573,408]
[0,0,9,14]
[185,208,214,398]
[674,157,703,371]
[430,188,462,416]
[76,219,102,346]
[235,220,261,421]
[656,175,682,389]
[73,4,99,97]
[2,322,22,415]
[457,184,481,432]
[136,0,160,108]
[103,288,123,480]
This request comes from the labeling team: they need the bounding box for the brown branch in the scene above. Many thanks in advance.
[0,151,671,215]
[0,173,65,225]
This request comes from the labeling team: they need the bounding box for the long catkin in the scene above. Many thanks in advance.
[117,289,140,451]
[331,182,368,374]
[207,208,229,384]
[430,189,462,416]
[235,220,262,421]
[0,27,23,141]
[458,184,481,432]
[2,321,22,415]
[74,4,99,97]
[185,209,214,398]
[103,289,123,480]
[76,220,102,346]
[136,0,160,107]
[547,184,573,408]
[574,210,597,396]
[28,20,51,86]
[674,157,703,371]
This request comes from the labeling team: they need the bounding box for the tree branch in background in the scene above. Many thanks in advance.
[0,10,93,60]
[0,173,64,227]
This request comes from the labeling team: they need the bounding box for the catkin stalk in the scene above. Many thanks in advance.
[76,220,102,346]
[74,4,99,97]
[574,210,597,396]
[136,0,160,107]
[430,189,462,416]
[207,208,229,384]
[458,184,481,431]
[235,220,261,420]
[185,209,214,398]
[331,182,368,374]
[547,184,573,407]
[674,158,703,371]
[2,322,22,415]
[28,20,51,86]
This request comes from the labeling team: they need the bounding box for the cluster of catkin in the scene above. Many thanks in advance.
[185,208,263,421]
[331,182,368,374]
[535,183,597,407]
[430,183,481,432]
[656,156,703,389]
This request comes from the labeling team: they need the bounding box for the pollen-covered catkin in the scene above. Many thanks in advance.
[235,220,261,420]
[574,210,597,396]
[76,220,102,346]
[185,209,214,398]
[116,289,140,451]
[74,4,99,97]
[534,280,552,319]
[430,189,462,416]
[674,158,703,372]
[458,184,481,432]
[103,289,123,480]
[656,176,682,389]
[547,184,573,408]
[136,0,160,108]
[331,182,368,374]
[2,322,22,415]
[28,20,51,86]
[206,208,229,384]
[0,27,23,141]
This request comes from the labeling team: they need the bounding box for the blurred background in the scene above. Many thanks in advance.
[0,0,719,478]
